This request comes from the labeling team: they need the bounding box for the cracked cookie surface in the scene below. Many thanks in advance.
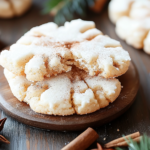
[0,19,130,81]
[4,67,121,115]
[0,19,129,116]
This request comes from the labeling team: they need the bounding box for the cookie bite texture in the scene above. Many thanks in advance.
[0,19,130,80]
[0,43,73,81]
[71,35,130,78]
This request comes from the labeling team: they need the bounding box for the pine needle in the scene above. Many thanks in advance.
[116,134,150,150]
[43,0,95,25]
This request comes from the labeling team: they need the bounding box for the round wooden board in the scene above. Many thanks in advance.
[0,60,139,131]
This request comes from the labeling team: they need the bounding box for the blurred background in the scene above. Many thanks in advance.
[0,0,108,48]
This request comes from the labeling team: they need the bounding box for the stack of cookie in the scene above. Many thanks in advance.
[0,19,131,116]
[109,0,150,54]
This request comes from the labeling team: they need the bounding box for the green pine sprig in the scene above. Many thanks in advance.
[116,134,150,150]
[43,0,95,25]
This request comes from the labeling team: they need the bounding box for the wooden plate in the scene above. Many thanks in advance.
[0,60,139,131]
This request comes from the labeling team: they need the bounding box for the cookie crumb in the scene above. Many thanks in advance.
[117,129,120,132]
[103,138,106,140]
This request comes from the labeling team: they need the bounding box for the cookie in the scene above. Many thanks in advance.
[0,43,73,81]
[130,0,150,20]
[0,19,131,81]
[109,0,150,54]
[0,0,14,18]
[0,0,31,18]
[108,0,134,24]
[4,67,121,116]
[144,31,150,54]
[109,0,150,23]
[71,35,130,78]
[116,16,150,49]
[17,19,102,44]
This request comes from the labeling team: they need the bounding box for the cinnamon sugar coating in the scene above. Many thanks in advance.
[0,19,130,116]
[4,67,121,115]
[0,19,130,81]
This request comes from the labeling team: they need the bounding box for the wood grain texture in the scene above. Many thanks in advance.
[0,62,139,131]
[0,0,150,149]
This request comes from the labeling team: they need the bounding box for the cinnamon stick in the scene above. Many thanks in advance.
[103,148,114,150]
[0,135,10,144]
[91,143,103,150]
[91,143,115,150]
[61,127,99,150]
[104,132,140,148]
[109,136,141,147]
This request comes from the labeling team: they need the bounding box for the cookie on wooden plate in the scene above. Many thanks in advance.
[4,67,121,116]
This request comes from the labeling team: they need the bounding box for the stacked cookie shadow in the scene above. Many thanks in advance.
[109,0,150,55]
[0,19,131,116]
